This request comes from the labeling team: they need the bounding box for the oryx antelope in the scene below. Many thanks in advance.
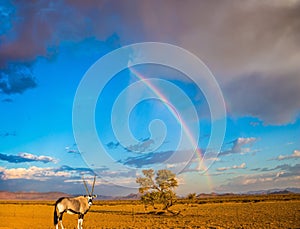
[54,176,97,229]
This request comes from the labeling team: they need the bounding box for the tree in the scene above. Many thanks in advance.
[187,193,197,201]
[136,169,178,214]
[187,193,197,205]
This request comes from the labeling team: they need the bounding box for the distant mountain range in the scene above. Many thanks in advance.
[96,193,141,200]
[0,191,71,200]
[245,187,300,195]
[0,188,299,200]
[0,191,140,200]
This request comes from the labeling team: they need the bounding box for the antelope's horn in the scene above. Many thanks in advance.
[82,176,90,195]
[91,175,96,195]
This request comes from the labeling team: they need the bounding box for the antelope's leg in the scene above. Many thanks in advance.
[59,220,64,229]
[59,212,64,229]
[78,214,84,229]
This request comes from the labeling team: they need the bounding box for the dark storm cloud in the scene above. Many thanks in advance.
[0,152,56,163]
[0,0,123,96]
[133,0,300,125]
[0,0,131,67]
[223,73,300,125]
[0,1,61,67]
[0,0,299,123]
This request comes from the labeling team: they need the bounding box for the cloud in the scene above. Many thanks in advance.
[0,1,123,67]
[19,153,57,163]
[216,163,300,193]
[178,150,223,174]
[121,148,206,173]
[252,163,300,172]
[125,138,155,153]
[106,141,120,150]
[217,162,246,171]
[55,165,95,174]
[122,150,174,168]
[135,1,300,125]
[0,131,16,137]
[0,62,37,95]
[1,1,299,124]
[106,138,155,153]
[95,170,138,187]
[0,165,96,181]
[273,163,300,177]
[0,166,64,180]
[0,152,57,164]
[0,164,138,191]
[0,166,95,194]
[65,144,80,154]
[223,72,300,125]
[56,165,136,185]
[220,137,257,156]
[0,0,14,36]
[0,176,74,193]
[0,1,59,67]
[1,98,13,103]
[0,175,135,195]
[273,150,300,161]
[250,121,260,127]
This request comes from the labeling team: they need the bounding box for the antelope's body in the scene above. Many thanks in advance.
[54,176,96,229]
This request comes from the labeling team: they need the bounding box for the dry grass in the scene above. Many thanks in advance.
[0,194,300,229]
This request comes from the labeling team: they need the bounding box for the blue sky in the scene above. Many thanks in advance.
[0,0,299,196]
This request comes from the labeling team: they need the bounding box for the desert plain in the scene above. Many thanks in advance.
[0,194,299,229]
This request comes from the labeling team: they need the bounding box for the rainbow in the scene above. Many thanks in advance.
[128,67,207,171]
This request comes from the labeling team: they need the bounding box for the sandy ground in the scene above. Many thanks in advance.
[0,199,299,228]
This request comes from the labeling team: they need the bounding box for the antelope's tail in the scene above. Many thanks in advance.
[53,203,58,225]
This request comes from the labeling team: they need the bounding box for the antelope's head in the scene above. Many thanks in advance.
[82,175,97,206]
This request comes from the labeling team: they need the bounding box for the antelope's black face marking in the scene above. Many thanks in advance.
[84,194,97,206]
[88,196,93,206]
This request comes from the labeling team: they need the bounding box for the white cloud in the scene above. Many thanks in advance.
[0,152,58,164]
[217,162,246,171]
[276,150,300,161]
[19,152,58,163]
[220,137,257,156]
[0,166,70,180]
[216,164,300,192]
[0,165,95,181]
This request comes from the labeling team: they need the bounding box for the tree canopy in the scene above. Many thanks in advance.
[136,169,178,212]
